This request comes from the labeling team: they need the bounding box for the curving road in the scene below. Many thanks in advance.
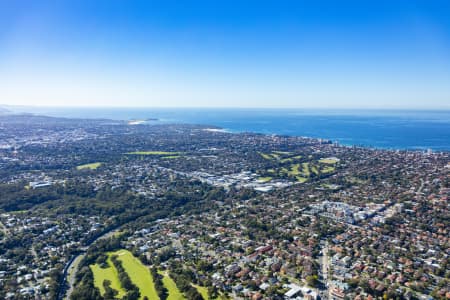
[59,228,123,300]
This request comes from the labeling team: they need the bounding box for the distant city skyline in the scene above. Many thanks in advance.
[1,1,450,109]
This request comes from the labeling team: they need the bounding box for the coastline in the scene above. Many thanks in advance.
[1,108,449,151]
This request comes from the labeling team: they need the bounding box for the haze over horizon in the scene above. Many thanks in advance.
[1,0,450,109]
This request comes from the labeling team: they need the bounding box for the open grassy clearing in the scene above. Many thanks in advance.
[272,151,291,155]
[257,177,272,182]
[280,155,302,163]
[319,158,339,164]
[90,257,126,298]
[77,162,102,170]
[288,164,301,176]
[295,176,308,183]
[159,271,185,300]
[162,155,181,159]
[322,166,335,173]
[259,152,280,160]
[115,250,159,300]
[260,151,303,162]
[260,154,337,183]
[192,284,209,299]
[91,249,158,299]
[301,162,310,177]
[259,152,272,160]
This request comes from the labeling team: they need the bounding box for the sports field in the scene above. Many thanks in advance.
[77,162,102,170]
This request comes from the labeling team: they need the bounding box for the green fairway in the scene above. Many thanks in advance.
[296,176,308,183]
[322,166,335,173]
[280,155,302,163]
[289,164,301,175]
[272,151,291,155]
[259,152,283,160]
[90,259,126,298]
[162,155,181,159]
[192,284,209,299]
[259,152,275,160]
[319,158,339,164]
[159,271,185,300]
[114,250,159,300]
[258,177,272,182]
[301,162,310,177]
[126,151,181,156]
[77,162,102,170]
[259,154,337,183]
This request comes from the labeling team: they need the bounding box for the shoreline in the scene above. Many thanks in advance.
[1,111,449,152]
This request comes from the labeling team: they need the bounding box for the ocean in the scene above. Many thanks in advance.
[8,107,450,151]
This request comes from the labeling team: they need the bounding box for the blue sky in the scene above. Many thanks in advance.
[0,0,449,108]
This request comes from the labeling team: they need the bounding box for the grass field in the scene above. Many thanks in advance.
[259,153,337,183]
[90,258,126,298]
[272,151,291,155]
[159,271,185,300]
[280,155,302,163]
[126,151,181,156]
[290,164,301,175]
[322,166,335,173]
[319,158,339,164]
[301,162,310,177]
[259,152,276,160]
[295,176,308,183]
[115,250,159,300]
[91,250,158,299]
[162,155,181,159]
[77,162,102,170]
[257,177,272,182]
[192,284,209,299]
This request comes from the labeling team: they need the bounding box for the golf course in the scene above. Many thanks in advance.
[90,249,212,299]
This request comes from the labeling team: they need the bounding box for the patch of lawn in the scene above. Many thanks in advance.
[192,284,209,299]
[280,155,302,163]
[319,158,339,164]
[258,177,272,182]
[114,250,158,300]
[159,271,185,300]
[322,166,335,173]
[301,162,310,177]
[77,162,102,170]
[271,153,280,159]
[90,259,126,298]
[288,164,301,176]
[259,152,274,160]
[296,176,308,183]
[272,151,291,155]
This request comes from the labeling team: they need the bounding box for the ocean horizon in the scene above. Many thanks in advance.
[5,106,450,151]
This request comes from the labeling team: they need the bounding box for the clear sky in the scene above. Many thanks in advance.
[0,0,449,108]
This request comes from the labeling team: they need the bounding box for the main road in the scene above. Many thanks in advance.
[58,228,123,300]
[318,240,331,300]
